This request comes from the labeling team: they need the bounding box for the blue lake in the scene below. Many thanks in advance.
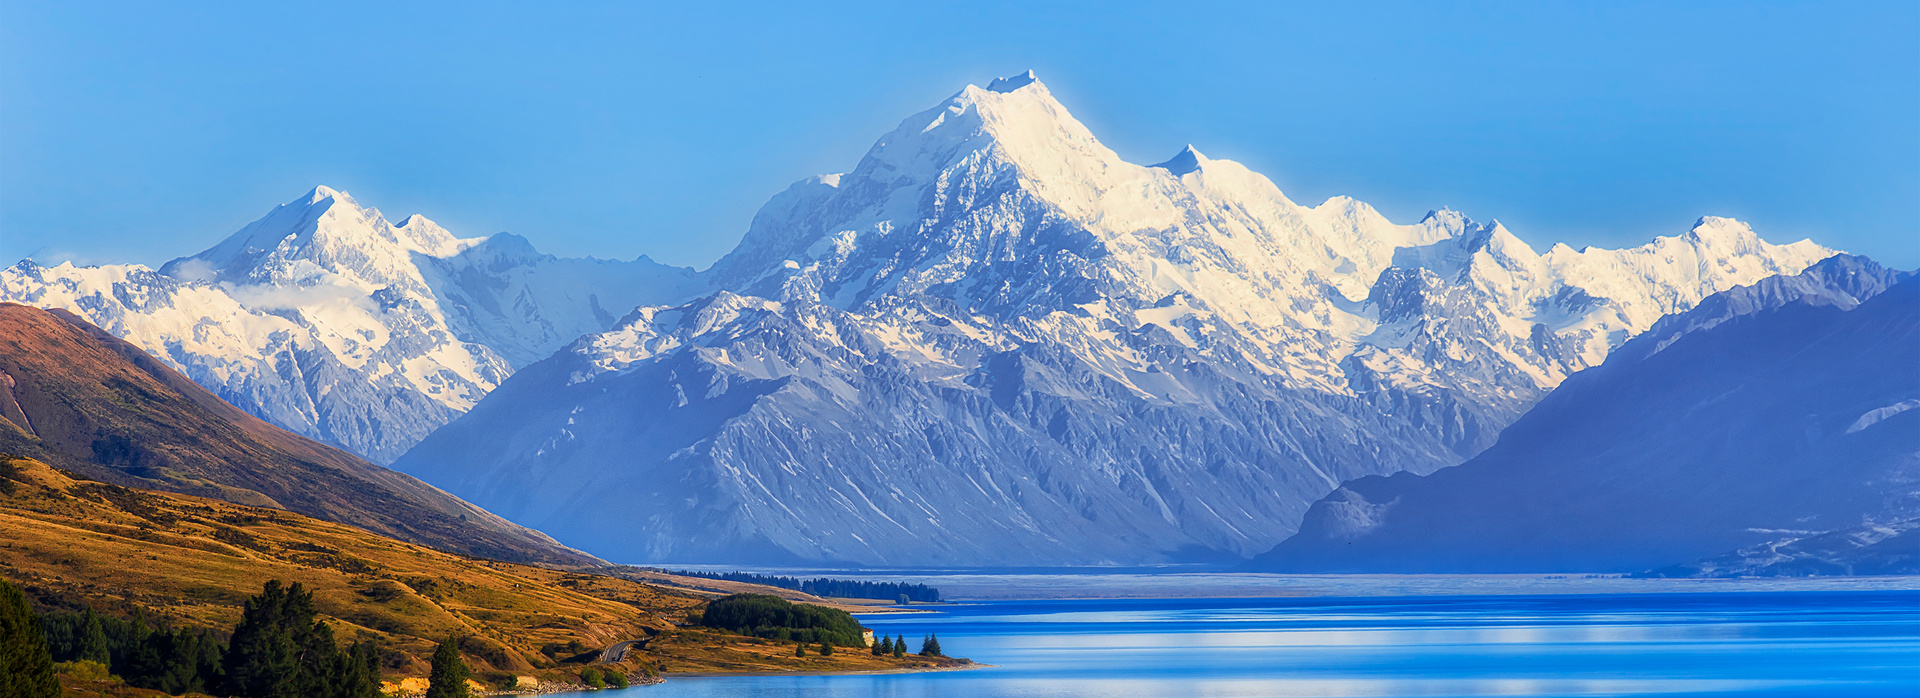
[610,590,1920,697]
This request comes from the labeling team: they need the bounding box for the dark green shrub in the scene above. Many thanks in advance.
[698,594,868,647]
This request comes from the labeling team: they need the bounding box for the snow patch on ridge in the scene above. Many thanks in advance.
[1848,400,1920,434]
[1,186,701,461]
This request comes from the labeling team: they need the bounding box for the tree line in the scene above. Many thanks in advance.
[867,633,941,658]
[666,570,941,602]
[696,593,869,647]
[0,578,477,698]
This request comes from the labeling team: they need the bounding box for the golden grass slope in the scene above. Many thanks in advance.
[0,302,592,567]
[0,454,685,675]
[0,456,965,682]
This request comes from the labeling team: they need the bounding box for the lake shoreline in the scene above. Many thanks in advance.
[537,590,1920,697]
[664,662,990,678]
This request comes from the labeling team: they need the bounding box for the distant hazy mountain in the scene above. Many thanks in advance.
[1249,255,1917,573]
[394,72,1833,566]
[1638,519,1919,577]
[0,187,700,461]
[0,302,595,565]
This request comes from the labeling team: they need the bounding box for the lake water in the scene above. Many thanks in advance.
[595,588,1920,697]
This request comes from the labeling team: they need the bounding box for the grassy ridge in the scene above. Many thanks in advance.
[0,302,592,567]
[0,454,687,677]
[0,456,967,683]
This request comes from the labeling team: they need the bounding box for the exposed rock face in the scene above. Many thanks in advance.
[0,187,700,462]
[0,302,596,565]
[395,73,1834,566]
[1252,256,1918,573]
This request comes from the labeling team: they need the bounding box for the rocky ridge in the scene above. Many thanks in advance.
[0,187,700,461]
[393,73,1834,565]
[1251,255,1918,572]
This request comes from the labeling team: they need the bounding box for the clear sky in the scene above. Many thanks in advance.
[2,1,1915,270]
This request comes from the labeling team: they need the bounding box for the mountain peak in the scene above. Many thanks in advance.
[162,186,489,287]
[1680,215,1773,251]
[986,69,1040,93]
[1150,145,1208,176]
[307,184,346,204]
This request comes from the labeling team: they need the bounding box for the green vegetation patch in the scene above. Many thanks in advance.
[698,594,867,647]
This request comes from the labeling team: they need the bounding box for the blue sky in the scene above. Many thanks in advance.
[2,1,1915,269]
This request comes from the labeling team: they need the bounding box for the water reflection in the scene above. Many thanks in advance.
[559,590,1920,697]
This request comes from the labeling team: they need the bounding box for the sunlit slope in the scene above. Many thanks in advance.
[0,301,592,566]
[0,455,963,677]
[0,455,689,674]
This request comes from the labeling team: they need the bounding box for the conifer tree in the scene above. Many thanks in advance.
[328,642,382,698]
[71,609,111,665]
[125,625,226,695]
[818,640,833,656]
[0,578,59,698]
[222,580,373,698]
[871,635,887,656]
[222,580,307,697]
[794,641,806,657]
[919,633,942,657]
[426,636,471,698]
[892,634,906,658]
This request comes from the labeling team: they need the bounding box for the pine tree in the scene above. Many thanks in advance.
[892,634,905,658]
[919,633,942,657]
[871,635,887,656]
[818,640,833,656]
[222,580,370,698]
[426,636,471,698]
[73,609,111,665]
[794,641,806,657]
[327,642,382,698]
[222,581,306,697]
[124,625,222,695]
[0,578,59,698]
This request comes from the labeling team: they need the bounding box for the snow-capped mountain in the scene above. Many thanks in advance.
[0,186,700,461]
[394,72,1834,565]
[1251,255,1917,573]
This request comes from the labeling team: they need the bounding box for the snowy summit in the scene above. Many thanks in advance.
[390,72,1835,566]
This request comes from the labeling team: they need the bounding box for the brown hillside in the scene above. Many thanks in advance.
[0,302,591,566]
[0,455,964,679]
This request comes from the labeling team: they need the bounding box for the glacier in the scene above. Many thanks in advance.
[0,186,702,462]
[1252,255,1918,573]
[392,73,1836,565]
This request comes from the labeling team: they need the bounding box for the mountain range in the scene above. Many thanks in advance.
[1,187,700,462]
[1251,255,1918,573]
[392,73,1836,565]
[2,71,1885,568]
